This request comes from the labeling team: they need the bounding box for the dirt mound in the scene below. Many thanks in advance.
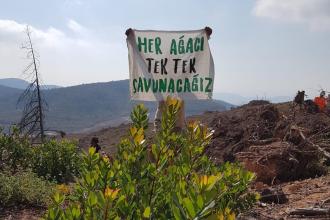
[203,103,281,163]
[196,101,330,184]
[235,141,327,184]
[245,100,271,106]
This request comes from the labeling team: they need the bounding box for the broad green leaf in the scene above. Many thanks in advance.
[183,198,196,218]
[172,206,182,220]
[151,144,158,159]
[143,206,151,218]
[206,175,220,191]
[53,192,65,204]
[88,147,96,155]
[197,195,204,209]
[87,193,97,206]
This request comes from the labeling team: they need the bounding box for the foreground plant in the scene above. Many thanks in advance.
[0,169,55,207]
[45,97,257,220]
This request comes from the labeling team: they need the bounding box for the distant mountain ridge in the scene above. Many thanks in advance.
[213,92,291,105]
[0,79,232,133]
[0,78,61,90]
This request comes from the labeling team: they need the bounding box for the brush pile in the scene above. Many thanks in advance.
[201,101,330,184]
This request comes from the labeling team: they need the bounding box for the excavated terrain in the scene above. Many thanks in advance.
[190,101,330,219]
[190,101,330,183]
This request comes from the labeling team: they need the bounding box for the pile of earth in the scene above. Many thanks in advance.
[190,101,330,184]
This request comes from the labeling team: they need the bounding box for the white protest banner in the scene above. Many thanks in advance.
[126,29,214,101]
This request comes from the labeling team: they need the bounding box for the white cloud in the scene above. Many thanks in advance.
[253,0,330,31]
[67,19,86,34]
[0,19,128,86]
[0,19,26,33]
[0,19,68,47]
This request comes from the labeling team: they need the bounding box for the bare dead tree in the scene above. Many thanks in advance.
[17,26,47,143]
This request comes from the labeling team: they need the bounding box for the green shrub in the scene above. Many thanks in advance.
[45,97,258,220]
[0,128,81,183]
[0,169,55,207]
[32,140,81,183]
[0,127,33,171]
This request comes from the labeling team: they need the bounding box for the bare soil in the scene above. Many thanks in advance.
[0,206,44,220]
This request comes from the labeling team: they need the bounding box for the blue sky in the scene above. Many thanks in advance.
[0,0,329,97]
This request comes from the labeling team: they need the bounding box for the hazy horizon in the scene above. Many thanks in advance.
[0,0,329,98]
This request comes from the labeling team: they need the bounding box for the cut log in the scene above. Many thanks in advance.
[289,208,330,216]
